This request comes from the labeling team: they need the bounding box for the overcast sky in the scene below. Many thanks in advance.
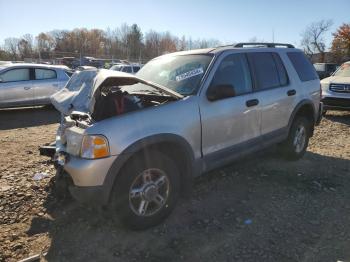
[0,0,349,48]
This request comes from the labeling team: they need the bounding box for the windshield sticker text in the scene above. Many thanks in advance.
[175,68,204,82]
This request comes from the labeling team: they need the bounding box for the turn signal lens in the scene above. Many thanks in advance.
[80,135,110,159]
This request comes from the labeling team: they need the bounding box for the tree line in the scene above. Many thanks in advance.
[0,23,221,62]
[0,21,349,64]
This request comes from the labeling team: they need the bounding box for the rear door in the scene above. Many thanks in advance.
[246,52,296,140]
[199,52,261,168]
[0,68,33,107]
[32,68,59,104]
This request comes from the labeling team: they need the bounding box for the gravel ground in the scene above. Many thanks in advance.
[0,107,349,262]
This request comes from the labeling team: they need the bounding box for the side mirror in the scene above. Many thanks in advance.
[207,84,236,101]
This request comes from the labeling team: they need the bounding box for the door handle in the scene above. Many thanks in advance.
[246,99,259,107]
[23,86,31,90]
[287,89,296,96]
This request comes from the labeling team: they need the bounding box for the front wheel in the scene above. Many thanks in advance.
[110,151,180,230]
[281,117,311,160]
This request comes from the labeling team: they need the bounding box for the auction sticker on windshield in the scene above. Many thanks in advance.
[176,68,204,82]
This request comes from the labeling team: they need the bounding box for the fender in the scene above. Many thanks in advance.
[102,133,196,203]
[287,99,316,131]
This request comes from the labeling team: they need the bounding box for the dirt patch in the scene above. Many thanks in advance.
[0,108,349,262]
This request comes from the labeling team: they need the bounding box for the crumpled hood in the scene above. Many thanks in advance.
[51,69,182,115]
[321,76,350,85]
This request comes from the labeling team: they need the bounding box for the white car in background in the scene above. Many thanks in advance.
[321,61,350,114]
[0,63,71,108]
[110,64,141,74]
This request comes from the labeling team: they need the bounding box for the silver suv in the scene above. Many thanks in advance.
[0,63,71,108]
[49,43,322,229]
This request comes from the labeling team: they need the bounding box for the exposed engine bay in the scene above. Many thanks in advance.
[90,86,176,122]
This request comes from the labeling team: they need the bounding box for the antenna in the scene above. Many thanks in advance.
[272,29,275,43]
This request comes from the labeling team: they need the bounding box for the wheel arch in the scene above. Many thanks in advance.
[103,134,196,204]
[288,99,316,136]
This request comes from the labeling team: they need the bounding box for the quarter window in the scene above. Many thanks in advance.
[35,69,57,80]
[0,68,30,82]
[211,53,252,96]
[287,52,319,82]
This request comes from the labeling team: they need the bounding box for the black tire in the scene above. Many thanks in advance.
[110,150,180,230]
[53,169,70,199]
[281,116,311,161]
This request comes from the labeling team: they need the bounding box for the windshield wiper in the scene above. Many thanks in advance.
[140,79,184,100]
[132,89,171,97]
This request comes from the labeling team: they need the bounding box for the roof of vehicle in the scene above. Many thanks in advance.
[153,42,300,60]
[0,63,70,71]
[314,62,337,64]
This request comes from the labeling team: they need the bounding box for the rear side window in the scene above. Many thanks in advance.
[35,68,57,80]
[247,52,284,90]
[133,66,140,73]
[0,68,30,82]
[287,52,318,82]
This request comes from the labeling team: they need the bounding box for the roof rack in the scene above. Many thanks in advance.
[234,42,295,48]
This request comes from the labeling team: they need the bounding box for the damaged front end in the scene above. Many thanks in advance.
[41,68,181,161]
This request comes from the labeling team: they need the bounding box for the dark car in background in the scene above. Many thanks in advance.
[314,63,337,79]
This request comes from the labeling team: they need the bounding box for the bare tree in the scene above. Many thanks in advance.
[4,37,19,60]
[301,19,333,62]
[18,34,34,59]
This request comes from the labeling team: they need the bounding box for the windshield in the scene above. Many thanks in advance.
[65,70,97,91]
[130,54,213,96]
[333,63,350,77]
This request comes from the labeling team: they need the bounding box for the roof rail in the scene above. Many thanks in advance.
[234,42,295,48]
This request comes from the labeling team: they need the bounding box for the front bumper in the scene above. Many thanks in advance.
[55,153,117,205]
[57,154,117,187]
[69,184,108,205]
[322,97,350,111]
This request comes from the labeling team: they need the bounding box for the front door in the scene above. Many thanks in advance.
[0,68,33,107]
[199,53,261,169]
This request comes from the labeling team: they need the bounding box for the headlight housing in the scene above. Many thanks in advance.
[80,135,110,159]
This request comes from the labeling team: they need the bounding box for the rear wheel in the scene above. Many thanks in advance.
[281,116,311,160]
[111,151,180,230]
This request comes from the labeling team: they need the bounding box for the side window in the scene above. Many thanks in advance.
[35,69,57,80]
[122,66,132,73]
[247,52,280,90]
[133,66,140,73]
[0,68,30,82]
[211,53,252,96]
[272,53,289,86]
[287,52,319,82]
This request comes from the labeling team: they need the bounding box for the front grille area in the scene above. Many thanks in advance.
[322,97,350,108]
[329,83,350,93]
